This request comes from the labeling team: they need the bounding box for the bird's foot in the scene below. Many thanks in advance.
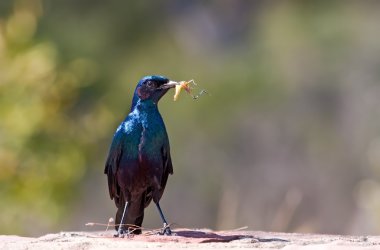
[114,229,132,238]
[158,223,172,236]
[113,229,125,238]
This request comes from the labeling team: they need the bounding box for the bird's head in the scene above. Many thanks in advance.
[131,75,177,109]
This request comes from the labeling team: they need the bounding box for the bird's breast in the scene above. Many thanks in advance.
[118,109,168,194]
[138,126,166,161]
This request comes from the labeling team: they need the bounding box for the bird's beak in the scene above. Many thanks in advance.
[160,80,179,90]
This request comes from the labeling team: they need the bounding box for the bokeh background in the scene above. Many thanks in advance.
[1,0,380,236]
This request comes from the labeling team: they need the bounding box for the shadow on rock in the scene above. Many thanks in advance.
[174,230,288,244]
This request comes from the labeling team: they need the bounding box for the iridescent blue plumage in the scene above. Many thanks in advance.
[104,75,176,237]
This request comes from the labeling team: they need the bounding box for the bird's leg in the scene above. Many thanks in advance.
[155,202,172,235]
[114,201,128,238]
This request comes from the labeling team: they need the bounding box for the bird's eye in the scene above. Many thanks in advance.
[146,81,156,88]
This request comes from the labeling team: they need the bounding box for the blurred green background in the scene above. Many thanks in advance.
[1,0,380,236]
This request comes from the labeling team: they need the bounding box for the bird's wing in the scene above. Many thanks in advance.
[160,141,173,191]
[148,140,173,205]
[104,127,124,201]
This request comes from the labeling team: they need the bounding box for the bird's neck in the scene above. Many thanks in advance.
[128,99,164,129]
[131,99,159,113]
[130,93,139,111]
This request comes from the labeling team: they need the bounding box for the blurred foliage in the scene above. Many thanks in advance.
[1,0,380,236]
[0,0,108,234]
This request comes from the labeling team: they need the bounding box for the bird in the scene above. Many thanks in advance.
[104,75,178,237]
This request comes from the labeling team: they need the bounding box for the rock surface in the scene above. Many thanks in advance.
[1,229,380,250]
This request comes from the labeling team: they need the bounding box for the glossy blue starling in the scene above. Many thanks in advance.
[104,75,178,237]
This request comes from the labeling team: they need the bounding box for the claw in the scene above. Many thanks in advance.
[158,223,172,236]
[114,228,131,238]
[163,227,172,236]
[114,233,123,238]
[114,230,124,238]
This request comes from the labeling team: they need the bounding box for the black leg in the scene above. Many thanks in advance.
[114,201,128,238]
[155,202,172,235]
